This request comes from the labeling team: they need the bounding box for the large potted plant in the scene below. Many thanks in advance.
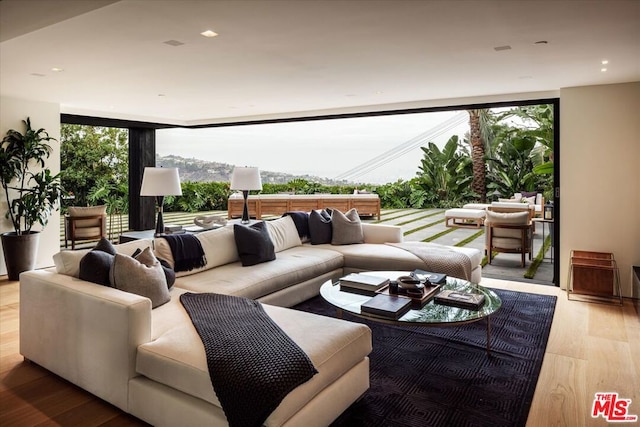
[0,118,61,280]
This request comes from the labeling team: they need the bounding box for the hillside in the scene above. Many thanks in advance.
[156,155,356,186]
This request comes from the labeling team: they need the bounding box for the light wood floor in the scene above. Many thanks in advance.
[1,276,638,427]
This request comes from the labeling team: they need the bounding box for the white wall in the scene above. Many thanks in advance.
[0,96,61,276]
[560,82,640,298]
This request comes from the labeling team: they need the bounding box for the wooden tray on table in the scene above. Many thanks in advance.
[376,282,441,309]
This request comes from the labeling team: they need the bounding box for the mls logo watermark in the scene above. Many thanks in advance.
[592,392,638,422]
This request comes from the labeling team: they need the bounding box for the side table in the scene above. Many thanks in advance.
[119,230,155,243]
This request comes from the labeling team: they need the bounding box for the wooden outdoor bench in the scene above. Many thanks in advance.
[227,194,381,220]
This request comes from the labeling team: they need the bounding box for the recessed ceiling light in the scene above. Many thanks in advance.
[164,40,184,47]
[601,60,609,65]
[601,68,607,72]
[51,67,64,72]
[200,30,218,38]
[30,73,46,77]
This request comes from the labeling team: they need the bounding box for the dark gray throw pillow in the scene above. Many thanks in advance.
[158,258,176,289]
[93,237,117,255]
[233,222,276,266]
[78,237,117,286]
[309,209,332,245]
[79,250,114,286]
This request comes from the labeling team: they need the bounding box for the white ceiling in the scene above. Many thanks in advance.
[1,0,639,126]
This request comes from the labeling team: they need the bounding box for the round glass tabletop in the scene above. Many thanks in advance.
[320,271,502,326]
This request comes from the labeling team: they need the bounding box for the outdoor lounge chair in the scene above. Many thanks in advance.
[485,209,532,267]
[64,205,107,250]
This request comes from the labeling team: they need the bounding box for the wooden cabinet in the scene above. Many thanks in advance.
[227,195,381,220]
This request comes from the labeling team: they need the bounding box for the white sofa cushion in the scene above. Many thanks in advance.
[52,238,154,277]
[266,216,302,253]
[318,243,483,276]
[137,291,372,423]
[463,203,490,210]
[361,223,403,244]
[173,246,343,299]
[154,227,240,277]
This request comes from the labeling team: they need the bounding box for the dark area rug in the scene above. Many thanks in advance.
[292,288,557,427]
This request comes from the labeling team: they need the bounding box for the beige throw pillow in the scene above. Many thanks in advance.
[109,247,170,308]
[331,208,364,245]
[266,216,302,253]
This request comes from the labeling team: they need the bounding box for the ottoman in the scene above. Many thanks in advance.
[445,208,486,228]
[462,203,490,210]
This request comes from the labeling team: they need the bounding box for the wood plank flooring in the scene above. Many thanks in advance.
[1,276,638,426]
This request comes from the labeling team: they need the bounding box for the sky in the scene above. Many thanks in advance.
[156,110,471,185]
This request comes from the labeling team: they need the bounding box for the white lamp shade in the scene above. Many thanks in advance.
[140,167,182,196]
[230,166,262,191]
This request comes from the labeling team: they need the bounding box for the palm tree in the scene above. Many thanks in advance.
[467,109,492,202]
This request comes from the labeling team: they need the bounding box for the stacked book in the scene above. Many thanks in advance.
[339,273,390,296]
[360,294,412,320]
[434,290,486,310]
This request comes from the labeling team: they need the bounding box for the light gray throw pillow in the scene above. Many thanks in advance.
[109,247,170,308]
[331,208,364,245]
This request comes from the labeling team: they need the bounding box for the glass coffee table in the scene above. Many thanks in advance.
[320,271,502,354]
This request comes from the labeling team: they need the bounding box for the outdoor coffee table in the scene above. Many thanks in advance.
[320,271,502,355]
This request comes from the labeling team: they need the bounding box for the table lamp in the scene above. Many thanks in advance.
[140,167,182,236]
[230,166,262,223]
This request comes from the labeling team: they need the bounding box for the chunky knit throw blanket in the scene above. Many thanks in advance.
[180,293,317,427]
[387,242,473,281]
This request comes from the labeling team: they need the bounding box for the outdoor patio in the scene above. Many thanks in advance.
[59,208,554,285]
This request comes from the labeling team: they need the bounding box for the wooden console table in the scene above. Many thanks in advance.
[227,194,381,220]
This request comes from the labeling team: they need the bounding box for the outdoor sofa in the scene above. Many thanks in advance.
[19,214,482,426]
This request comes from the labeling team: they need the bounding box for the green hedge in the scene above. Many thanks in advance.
[162,179,381,212]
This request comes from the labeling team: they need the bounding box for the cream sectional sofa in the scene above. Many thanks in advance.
[19,218,482,427]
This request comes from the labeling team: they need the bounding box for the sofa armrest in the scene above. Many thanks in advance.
[20,269,152,411]
[361,223,403,244]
